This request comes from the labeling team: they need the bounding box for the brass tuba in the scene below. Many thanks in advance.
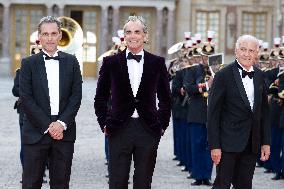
[58,16,84,72]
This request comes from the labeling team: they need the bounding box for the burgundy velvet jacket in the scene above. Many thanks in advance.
[94,49,171,136]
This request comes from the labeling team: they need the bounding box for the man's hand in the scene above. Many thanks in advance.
[207,76,214,88]
[180,87,185,96]
[211,149,222,165]
[48,121,64,140]
[260,145,270,161]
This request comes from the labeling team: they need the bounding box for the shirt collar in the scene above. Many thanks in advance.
[236,59,254,72]
[126,49,144,60]
[42,49,59,57]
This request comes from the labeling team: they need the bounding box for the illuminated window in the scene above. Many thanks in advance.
[83,11,97,62]
[242,12,267,40]
[196,11,220,51]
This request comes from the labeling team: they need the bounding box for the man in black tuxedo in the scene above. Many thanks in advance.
[20,16,82,189]
[207,35,271,189]
[94,16,171,189]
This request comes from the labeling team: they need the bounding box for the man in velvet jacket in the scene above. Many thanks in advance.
[207,35,270,189]
[20,16,82,188]
[94,16,171,189]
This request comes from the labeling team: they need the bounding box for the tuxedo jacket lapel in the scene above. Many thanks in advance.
[253,68,261,113]
[232,61,252,111]
[137,50,151,95]
[58,51,66,103]
[119,50,134,98]
[35,51,50,100]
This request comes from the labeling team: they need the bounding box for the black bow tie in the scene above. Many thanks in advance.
[237,63,254,79]
[44,53,60,61]
[242,70,254,79]
[127,52,142,62]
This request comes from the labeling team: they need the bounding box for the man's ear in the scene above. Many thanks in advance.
[144,33,149,44]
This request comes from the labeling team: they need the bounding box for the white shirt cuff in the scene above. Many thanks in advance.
[44,128,49,134]
[57,120,67,130]
[205,82,209,91]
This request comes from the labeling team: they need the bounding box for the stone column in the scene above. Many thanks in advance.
[167,6,175,54]
[112,5,120,36]
[46,4,53,16]
[100,5,109,55]
[0,2,11,76]
[155,6,163,56]
[58,4,64,17]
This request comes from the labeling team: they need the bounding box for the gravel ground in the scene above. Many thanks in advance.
[0,77,283,189]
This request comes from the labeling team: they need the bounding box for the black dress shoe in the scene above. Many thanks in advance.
[256,162,263,167]
[264,169,273,173]
[42,179,47,184]
[271,173,282,180]
[187,174,193,179]
[181,166,188,172]
[191,180,203,186]
[176,161,183,166]
[202,179,213,186]
[105,174,109,178]
[172,156,178,161]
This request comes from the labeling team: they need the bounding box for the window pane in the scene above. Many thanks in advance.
[196,11,220,51]
[242,12,267,40]
[83,11,98,62]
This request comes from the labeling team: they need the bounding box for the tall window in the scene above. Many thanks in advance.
[242,12,267,40]
[196,11,220,51]
[70,10,98,63]
[82,11,97,62]
[10,5,44,72]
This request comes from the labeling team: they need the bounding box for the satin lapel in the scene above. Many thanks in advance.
[58,51,66,102]
[119,50,134,96]
[232,61,252,111]
[35,51,50,100]
[253,68,261,113]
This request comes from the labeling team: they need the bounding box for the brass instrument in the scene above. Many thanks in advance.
[97,34,126,62]
[57,17,84,73]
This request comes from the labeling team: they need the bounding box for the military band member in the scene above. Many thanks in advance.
[183,39,213,186]
[270,46,284,180]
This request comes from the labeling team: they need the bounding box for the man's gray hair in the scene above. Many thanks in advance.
[38,16,62,34]
[235,34,260,52]
[123,15,148,34]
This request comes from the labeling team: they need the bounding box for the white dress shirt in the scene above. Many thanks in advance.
[43,50,66,131]
[126,49,144,118]
[237,60,254,110]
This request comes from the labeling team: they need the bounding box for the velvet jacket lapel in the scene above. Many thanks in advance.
[118,49,134,98]
[118,49,153,98]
